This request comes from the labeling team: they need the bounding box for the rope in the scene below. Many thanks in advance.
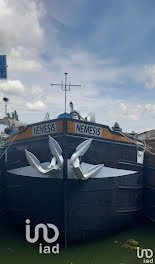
[0,138,5,148]
[0,126,155,162]
[118,130,155,157]
[0,128,25,160]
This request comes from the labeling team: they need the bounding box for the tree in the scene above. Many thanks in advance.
[9,110,19,121]
[14,110,19,121]
[11,112,15,119]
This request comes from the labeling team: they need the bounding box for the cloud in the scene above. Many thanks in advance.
[117,102,155,121]
[0,80,25,95]
[0,0,48,85]
[145,65,155,89]
[30,85,43,95]
[26,101,46,111]
[119,102,143,121]
[51,51,145,85]
[44,0,89,26]
[145,103,155,117]
[8,47,42,72]
[0,0,46,73]
[0,0,45,50]
[0,0,154,133]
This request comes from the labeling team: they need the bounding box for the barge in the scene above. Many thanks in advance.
[1,112,144,245]
[138,130,155,222]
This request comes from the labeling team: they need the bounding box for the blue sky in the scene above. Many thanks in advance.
[0,0,155,132]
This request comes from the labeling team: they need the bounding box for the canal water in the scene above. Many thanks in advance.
[0,217,154,264]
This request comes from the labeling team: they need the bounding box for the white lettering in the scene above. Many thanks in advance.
[39,243,59,254]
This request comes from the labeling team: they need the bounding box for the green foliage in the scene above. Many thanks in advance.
[7,110,19,121]
[7,113,11,118]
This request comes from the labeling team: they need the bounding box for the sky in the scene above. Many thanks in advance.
[0,0,155,132]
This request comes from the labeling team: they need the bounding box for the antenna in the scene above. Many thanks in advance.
[51,73,81,113]
[44,112,50,121]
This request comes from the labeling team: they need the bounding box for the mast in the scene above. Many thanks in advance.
[64,72,67,113]
[51,73,81,247]
[51,73,81,113]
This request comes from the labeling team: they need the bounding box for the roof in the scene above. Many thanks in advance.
[138,129,155,140]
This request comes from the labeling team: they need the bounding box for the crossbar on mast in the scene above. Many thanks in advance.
[51,73,81,113]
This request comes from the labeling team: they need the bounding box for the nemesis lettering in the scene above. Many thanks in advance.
[75,123,102,137]
[32,122,56,136]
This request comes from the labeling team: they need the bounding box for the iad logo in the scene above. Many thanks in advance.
[137,247,154,263]
[25,219,59,254]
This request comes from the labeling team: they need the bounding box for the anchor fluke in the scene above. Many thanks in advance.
[25,149,40,169]
[70,139,92,166]
[70,139,104,180]
[25,136,103,179]
[25,136,63,176]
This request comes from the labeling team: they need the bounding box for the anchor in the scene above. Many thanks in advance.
[70,139,104,180]
[25,136,63,175]
[25,136,103,179]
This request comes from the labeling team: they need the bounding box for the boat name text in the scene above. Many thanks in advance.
[32,122,56,136]
[75,123,102,137]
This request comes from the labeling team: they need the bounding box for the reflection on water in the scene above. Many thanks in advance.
[0,216,154,264]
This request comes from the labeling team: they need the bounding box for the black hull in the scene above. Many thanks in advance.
[0,179,5,217]
[144,166,155,222]
[2,118,144,244]
[0,156,6,217]
[143,139,155,222]
[5,134,137,171]
[5,170,143,245]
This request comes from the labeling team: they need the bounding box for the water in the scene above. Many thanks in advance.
[0,217,154,264]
